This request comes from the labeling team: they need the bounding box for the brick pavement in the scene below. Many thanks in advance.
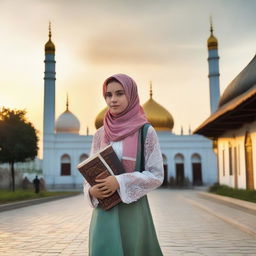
[0,189,256,255]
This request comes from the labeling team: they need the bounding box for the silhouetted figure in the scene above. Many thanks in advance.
[33,175,40,193]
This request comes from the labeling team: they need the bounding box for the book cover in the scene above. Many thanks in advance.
[77,145,125,210]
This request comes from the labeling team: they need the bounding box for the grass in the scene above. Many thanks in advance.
[209,183,256,203]
[0,189,80,204]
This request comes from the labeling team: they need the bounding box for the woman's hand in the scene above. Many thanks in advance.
[89,176,120,200]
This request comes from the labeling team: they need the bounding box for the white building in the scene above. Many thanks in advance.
[42,25,217,190]
[194,37,256,190]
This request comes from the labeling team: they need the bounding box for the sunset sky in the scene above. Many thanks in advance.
[0,0,256,158]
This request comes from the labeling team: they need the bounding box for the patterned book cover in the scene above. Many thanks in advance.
[77,145,125,210]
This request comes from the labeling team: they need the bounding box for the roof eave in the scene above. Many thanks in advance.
[193,85,256,138]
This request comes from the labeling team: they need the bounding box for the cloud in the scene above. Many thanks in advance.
[83,29,173,65]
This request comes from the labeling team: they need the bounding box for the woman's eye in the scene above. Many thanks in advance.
[116,92,124,96]
[105,93,112,98]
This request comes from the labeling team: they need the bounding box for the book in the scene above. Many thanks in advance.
[77,144,125,210]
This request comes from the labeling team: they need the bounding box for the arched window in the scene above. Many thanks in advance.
[61,154,71,176]
[174,153,184,186]
[245,132,254,190]
[80,154,89,163]
[191,153,202,186]
[162,154,168,186]
[175,153,184,163]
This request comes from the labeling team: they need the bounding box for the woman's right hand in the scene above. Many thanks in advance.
[89,183,115,200]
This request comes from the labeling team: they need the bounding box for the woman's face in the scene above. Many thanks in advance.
[105,81,129,115]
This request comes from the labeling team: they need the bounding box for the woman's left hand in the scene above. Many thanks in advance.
[95,176,120,196]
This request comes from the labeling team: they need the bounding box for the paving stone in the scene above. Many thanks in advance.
[0,190,256,255]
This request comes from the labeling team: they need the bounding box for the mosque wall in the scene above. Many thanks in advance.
[158,133,217,186]
[43,134,92,190]
[217,121,256,190]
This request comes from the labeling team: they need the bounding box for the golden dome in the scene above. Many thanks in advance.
[207,35,218,50]
[207,22,218,50]
[95,106,108,129]
[142,84,174,131]
[94,83,174,131]
[45,22,55,54]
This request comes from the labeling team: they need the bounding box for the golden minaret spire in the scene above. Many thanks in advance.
[66,94,69,111]
[210,16,213,35]
[207,16,218,50]
[45,21,55,54]
[150,81,153,99]
[49,21,52,39]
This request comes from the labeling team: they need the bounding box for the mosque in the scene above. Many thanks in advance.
[42,25,218,190]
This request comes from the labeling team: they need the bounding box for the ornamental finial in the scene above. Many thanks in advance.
[49,21,52,39]
[66,93,69,111]
[210,16,213,35]
[150,81,153,99]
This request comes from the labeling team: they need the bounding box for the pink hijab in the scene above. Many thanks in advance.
[102,74,148,172]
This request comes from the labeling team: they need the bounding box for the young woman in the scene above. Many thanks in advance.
[84,74,164,256]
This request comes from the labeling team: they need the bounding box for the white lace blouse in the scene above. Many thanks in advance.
[83,126,164,207]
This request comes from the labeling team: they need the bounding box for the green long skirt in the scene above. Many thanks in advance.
[89,195,163,256]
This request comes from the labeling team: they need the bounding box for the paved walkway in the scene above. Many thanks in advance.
[0,189,256,255]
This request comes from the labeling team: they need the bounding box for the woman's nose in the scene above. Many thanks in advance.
[111,95,117,102]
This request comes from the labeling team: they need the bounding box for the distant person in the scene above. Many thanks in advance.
[84,74,164,255]
[33,175,40,193]
[22,176,30,190]
[39,177,46,191]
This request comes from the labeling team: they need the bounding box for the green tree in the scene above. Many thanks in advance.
[0,108,38,191]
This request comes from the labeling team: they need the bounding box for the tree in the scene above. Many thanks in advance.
[0,108,38,191]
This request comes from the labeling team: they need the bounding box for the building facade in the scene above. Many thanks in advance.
[42,26,217,190]
[195,52,256,190]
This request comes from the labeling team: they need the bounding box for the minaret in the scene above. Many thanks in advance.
[207,18,220,113]
[43,22,56,136]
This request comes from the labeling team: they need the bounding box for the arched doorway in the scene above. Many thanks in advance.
[175,154,184,186]
[245,132,254,190]
[191,153,203,186]
[61,154,71,176]
[162,154,168,186]
[80,154,89,163]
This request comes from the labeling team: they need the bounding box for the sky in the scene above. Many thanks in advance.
[0,0,256,158]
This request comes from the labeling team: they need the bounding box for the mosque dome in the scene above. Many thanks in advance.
[142,85,174,131]
[55,98,80,134]
[94,84,174,131]
[95,106,108,129]
[45,23,55,54]
[45,40,55,54]
[207,35,218,50]
[207,23,218,50]
[219,54,256,107]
